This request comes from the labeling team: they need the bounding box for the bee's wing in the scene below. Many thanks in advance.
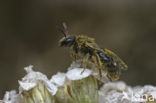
[104,49,128,70]
[85,42,101,51]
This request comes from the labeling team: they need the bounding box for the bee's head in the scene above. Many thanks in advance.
[58,22,75,47]
[59,35,75,47]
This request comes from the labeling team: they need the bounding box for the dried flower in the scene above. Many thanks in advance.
[19,65,57,103]
[1,64,156,103]
[99,81,156,103]
[53,68,99,103]
[1,90,21,103]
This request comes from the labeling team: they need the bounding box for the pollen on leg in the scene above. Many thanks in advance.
[81,54,90,75]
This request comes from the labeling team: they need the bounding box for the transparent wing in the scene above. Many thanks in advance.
[104,48,128,70]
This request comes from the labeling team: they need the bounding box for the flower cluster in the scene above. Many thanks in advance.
[0,63,156,103]
[1,62,99,103]
[99,81,156,103]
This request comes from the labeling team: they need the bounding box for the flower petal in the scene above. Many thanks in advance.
[18,81,37,91]
[44,80,58,95]
[66,68,92,80]
[50,72,66,87]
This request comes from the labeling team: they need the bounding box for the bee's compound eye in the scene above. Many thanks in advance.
[60,36,75,47]
[66,37,75,42]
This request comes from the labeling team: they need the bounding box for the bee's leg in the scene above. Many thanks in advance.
[96,54,103,78]
[92,54,103,79]
[92,56,100,77]
[81,54,90,74]
[71,50,77,61]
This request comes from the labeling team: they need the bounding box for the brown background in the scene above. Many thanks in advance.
[0,0,156,98]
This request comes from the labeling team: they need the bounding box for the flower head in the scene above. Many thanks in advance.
[19,65,57,103]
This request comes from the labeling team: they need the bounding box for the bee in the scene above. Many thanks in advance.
[58,23,128,81]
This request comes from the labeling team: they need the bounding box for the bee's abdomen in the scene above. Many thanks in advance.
[97,51,110,63]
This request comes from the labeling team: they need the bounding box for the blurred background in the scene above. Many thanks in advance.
[0,0,156,98]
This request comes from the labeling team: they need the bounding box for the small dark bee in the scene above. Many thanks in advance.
[58,23,128,81]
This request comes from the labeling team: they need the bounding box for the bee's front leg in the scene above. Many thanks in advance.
[81,54,90,74]
[71,50,77,61]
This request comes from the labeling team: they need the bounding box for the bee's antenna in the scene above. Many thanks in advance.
[63,22,68,35]
[57,22,68,37]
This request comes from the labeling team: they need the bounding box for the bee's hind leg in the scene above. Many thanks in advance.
[81,54,90,75]
[92,54,103,79]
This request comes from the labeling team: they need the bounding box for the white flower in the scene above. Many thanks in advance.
[99,81,131,103]
[1,64,156,103]
[100,81,127,93]
[2,90,21,103]
[19,65,57,95]
[68,60,110,83]
[50,72,66,87]
[66,68,92,80]
[150,91,156,99]
[99,81,156,103]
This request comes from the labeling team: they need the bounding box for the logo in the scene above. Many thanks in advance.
[122,91,155,102]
